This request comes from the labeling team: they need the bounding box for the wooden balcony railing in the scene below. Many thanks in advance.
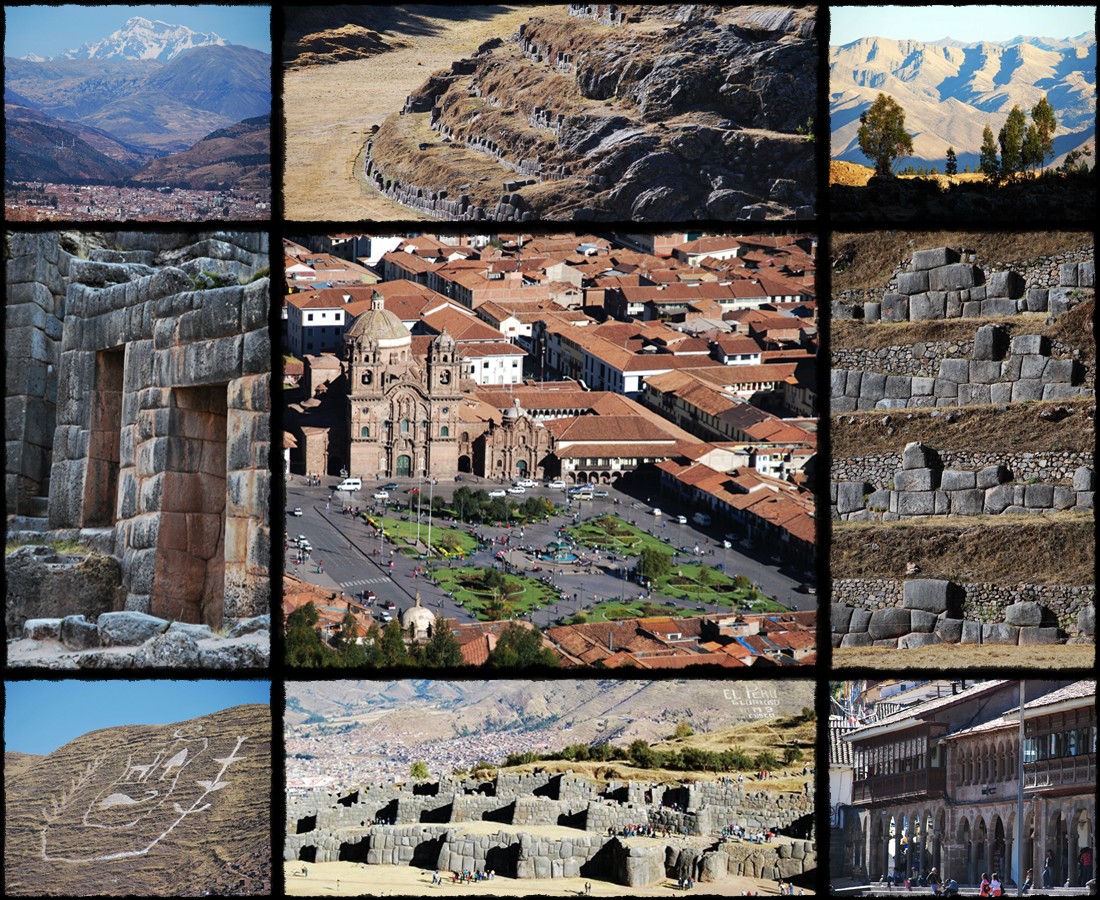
[1024,753,1096,791]
[852,768,947,805]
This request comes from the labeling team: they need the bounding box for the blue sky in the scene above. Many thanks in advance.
[5,681,270,754]
[5,5,270,58]
[831,6,1096,46]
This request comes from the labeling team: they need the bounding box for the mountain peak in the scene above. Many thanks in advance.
[61,17,228,62]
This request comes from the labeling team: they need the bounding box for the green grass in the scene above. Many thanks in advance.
[430,566,560,621]
[5,538,87,556]
[363,515,477,558]
[579,600,696,622]
[566,514,672,556]
[654,563,785,612]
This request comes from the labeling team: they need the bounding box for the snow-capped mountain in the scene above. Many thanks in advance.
[18,53,50,62]
[60,16,227,62]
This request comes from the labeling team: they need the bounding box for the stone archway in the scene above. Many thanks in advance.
[991,815,1006,881]
[870,815,886,880]
[957,816,973,884]
[1049,808,1069,886]
[974,816,988,882]
[458,454,472,473]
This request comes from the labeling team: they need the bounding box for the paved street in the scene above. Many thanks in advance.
[284,474,818,629]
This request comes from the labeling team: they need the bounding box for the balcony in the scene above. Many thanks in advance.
[1024,753,1096,794]
[852,768,946,805]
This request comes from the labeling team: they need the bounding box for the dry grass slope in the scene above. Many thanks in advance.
[832,231,1093,292]
[834,644,1095,670]
[4,704,270,896]
[832,518,1095,585]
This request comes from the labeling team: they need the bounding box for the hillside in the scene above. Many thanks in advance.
[4,105,145,181]
[287,680,814,748]
[4,45,270,153]
[830,32,1096,169]
[361,5,816,221]
[830,33,1096,165]
[4,705,270,896]
[130,115,270,189]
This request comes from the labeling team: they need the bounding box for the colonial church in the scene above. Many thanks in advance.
[345,296,463,479]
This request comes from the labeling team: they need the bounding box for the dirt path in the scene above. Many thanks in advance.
[284,861,805,896]
[284,6,563,221]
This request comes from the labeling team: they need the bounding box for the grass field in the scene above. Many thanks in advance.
[431,566,559,620]
[364,515,477,557]
[567,514,671,556]
[834,644,1095,669]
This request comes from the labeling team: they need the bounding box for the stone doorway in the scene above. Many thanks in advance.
[153,385,228,625]
[83,348,125,526]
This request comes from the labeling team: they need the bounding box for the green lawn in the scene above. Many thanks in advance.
[655,564,785,612]
[430,566,561,621]
[576,599,696,623]
[363,515,477,558]
[566,514,672,556]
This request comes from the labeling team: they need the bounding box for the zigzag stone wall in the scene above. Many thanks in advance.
[831,579,1095,650]
[285,771,815,886]
[831,442,1094,521]
[831,326,1090,413]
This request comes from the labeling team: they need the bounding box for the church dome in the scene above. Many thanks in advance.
[401,593,436,637]
[345,297,411,349]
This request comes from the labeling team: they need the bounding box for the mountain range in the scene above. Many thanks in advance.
[830,31,1096,170]
[5,28,270,190]
[4,705,270,896]
[53,16,228,62]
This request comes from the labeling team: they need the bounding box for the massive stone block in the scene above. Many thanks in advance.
[910,248,960,270]
[904,579,953,614]
[928,263,981,292]
[867,608,912,640]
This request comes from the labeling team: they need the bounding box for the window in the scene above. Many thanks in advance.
[441,426,449,437]
[360,426,370,438]
[307,313,314,322]
[401,419,409,434]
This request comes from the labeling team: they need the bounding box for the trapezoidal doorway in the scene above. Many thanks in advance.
[153,385,228,625]
[83,348,125,527]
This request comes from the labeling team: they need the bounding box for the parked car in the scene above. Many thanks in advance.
[488,489,507,498]
[507,486,526,494]
[797,583,817,594]
[407,487,420,494]
[294,535,308,544]
[380,612,394,622]
[516,479,537,488]
[373,491,389,500]
[652,508,662,516]
[676,515,688,524]
[383,482,398,491]
[547,480,566,490]
[298,541,312,554]
[381,600,397,610]
[289,507,303,516]
[592,489,609,498]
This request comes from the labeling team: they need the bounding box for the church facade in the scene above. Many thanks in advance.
[344,297,463,480]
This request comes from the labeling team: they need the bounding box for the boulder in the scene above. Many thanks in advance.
[868,608,912,640]
[61,614,100,650]
[849,608,872,633]
[911,248,960,270]
[904,580,952,614]
[227,613,271,638]
[972,324,1007,361]
[929,263,981,292]
[840,632,873,648]
[1078,605,1095,637]
[836,481,872,515]
[977,465,1012,488]
[1018,626,1061,645]
[982,623,1020,645]
[902,442,937,470]
[895,468,938,491]
[899,633,940,649]
[140,630,201,666]
[960,620,983,644]
[97,611,169,646]
[909,609,938,632]
[23,618,62,641]
[1004,601,1044,627]
[832,605,854,633]
[935,617,964,644]
[1073,467,1094,492]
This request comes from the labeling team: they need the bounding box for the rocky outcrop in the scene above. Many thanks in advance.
[365,6,817,221]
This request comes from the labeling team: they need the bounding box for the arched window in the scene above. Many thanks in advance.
[362,371,372,385]
[440,370,451,384]
[360,425,370,438]
[401,419,409,434]
[440,426,449,437]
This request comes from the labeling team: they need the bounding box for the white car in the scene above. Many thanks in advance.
[507,486,526,494]
[488,489,507,498]
[676,515,688,524]
[373,491,389,500]
[515,479,537,488]
[289,507,303,516]
[380,611,394,622]
[593,489,608,498]
[652,508,662,516]
[547,480,566,490]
